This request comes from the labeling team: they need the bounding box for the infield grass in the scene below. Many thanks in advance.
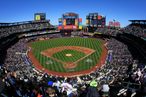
[30,37,103,72]
[52,49,85,62]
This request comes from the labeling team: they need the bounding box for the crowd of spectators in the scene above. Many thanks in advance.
[95,27,123,36]
[0,24,146,97]
[95,25,146,39]
[1,31,145,97]
[0,20,52,39]
[123,26,146,38]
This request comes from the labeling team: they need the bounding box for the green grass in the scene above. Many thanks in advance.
[52,49,85,62]
[30,37,103,72]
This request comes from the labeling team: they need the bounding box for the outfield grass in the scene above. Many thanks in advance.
[30,37,103,72]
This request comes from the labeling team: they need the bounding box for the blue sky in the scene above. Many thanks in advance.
[0,0,146,27]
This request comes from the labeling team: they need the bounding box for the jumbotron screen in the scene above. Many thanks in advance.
[66,18,75,25]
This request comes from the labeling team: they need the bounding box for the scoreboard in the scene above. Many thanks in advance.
[34,13,46,21]
[58,12,82,31]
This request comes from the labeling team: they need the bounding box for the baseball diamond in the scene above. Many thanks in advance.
[28,37,107,77]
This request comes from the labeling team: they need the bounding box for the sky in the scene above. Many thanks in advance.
[0,0,146,27]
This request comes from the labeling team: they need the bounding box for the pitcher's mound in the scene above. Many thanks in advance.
[65,54,72,57]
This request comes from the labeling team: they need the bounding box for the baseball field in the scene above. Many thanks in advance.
[28,37,107,76]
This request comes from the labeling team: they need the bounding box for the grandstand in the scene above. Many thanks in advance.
[124,20,146,39]
[129,20,146,28]
[0,13,146,97]
[0,20,55,39]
